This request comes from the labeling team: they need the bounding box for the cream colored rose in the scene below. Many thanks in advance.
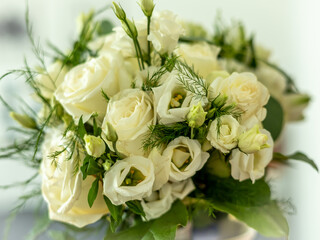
[103,156,155,205]
[207,115,241,153]
[35,61,68,99]
[153,71,206,124]
[148,10,185,55]
[55,53,132,123]
[162,136,209,182]
[209,72,270,124]
[102,89,154,156]
[175,42,220,78]
[141,183,174,221]
[84,135,106,158]
[41,127,108,228]
[229,129,274,183]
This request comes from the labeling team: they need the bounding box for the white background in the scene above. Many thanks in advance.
[0,0,319,239]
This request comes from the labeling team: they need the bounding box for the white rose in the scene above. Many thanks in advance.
[35,61,68,99]
[41,127,108,228]
[103,156,155,205]
[175,42,220,78]
[229,129,274,183]
[102,89,154,156]
[55,53,132,123]
[206,115,241,153]
[141,183,174,221]
[209,72,270,124]
[148,10,185,55]
[153,71,206,124]
[162,136,209,182]
[149,148,171,191]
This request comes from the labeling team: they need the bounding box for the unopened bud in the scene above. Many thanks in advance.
[187,102,207,128]
[103,121,118,142]
[84,135,106,158]
[121,19,138,39]
[139,0,155,17]
[10,112,37,129]
[206,150,231,178]
[238,125,270,154]
[112,2,126,20]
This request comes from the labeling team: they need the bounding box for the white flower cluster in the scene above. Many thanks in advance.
[36,0,284,228]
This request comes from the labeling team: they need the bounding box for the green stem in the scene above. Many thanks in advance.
[147,16,151,66]
[112,141,126,159]
[191,127,194,139]
[135,38,145,70]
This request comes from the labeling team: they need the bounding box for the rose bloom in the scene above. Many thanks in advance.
[102,88,154,156]
[41,127,108,228]
[229,129,274,183]
[103,156,155,205]
[55,53,132,123]
[162,136,209,182]
[209,72,269,128]
[206,115,241,154]
[175,42,220,78]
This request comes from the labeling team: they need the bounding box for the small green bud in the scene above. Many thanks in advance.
[187,102,207,128]
[205,150,231,178]
[102,121,118,142]
[112,2,126,20]
[103,160,112,171]
[138,0,155,17]
[10,112,37,129]
[212,94,228,108]
[84,135,106,158]
[238,125,270,154]
[121,19,138,39]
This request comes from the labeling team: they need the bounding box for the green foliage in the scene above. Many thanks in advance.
[105,200,188,240]
[273,152,318,171]
[126,200,146,218]
[97,19,114,36]
[263,96,284,141]
[142,122,190,151]
[175,61,208,98]
[88,177,100,208]
[26,211,51,240]
[104,196,124,232]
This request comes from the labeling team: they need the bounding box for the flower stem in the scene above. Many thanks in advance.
[146,16,151,66]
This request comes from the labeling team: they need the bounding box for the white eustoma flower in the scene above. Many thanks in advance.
[141,179,195,221]
[55,53,132,123]
[238,124,269,154]
[175,42,220,78]
[41,127,108,228]
[229,129,274,183]
[209,72,270,126]
[163,136,209,182]
[141,183,174,221]
[148,148,171,191]
[35,61,68,99]
[148,10,185,55]
[171,178,195,200]
[103,156,155,205]
[283,93,311,122]
[102,88,154,156]
[153,71,206,124]
[206,115,241,153]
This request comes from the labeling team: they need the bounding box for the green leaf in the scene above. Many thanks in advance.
[80,155,90,180]
[87,157,104,175]
[210,200,289,238]
[263,96,284,141]
[48,231,76,240]
[104,196,123,232]
[106,200,188,240]
[98,20,114,36]
[126,200,146,217]
[88,177,99,208]
[273,152,318,172]
[78,116,87,139]
[93,118,102,136]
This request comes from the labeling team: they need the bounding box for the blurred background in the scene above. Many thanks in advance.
[0,0,319,239]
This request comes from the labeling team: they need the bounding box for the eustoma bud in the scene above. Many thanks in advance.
[102,121,118,142]
[112,2,126,20]
[10,112,37,129]
[84,135,106,158]
[238,124,270,154]
[187,102,207,128]
[139,0,155,17]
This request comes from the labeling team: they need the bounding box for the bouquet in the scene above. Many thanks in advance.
[1,1,317,239]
